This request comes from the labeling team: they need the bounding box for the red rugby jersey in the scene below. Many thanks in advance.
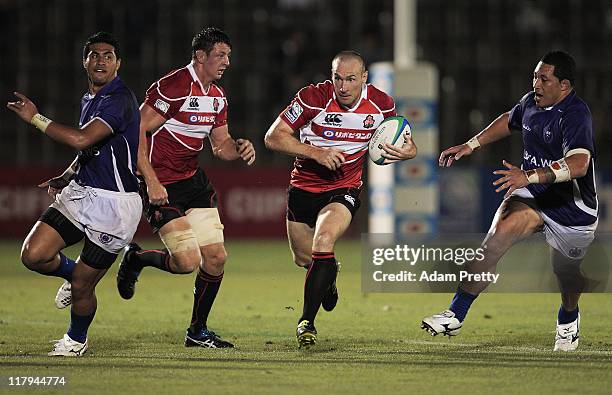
[144,62,228,184]
[279,80,396,192]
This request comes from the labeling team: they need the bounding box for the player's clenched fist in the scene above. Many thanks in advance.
[236,138,255,165]
[313,147,345,171]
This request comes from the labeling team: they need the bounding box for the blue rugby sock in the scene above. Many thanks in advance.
[558,305,579,324]
[46,253,76,282]
[67,308,96,343]
[449,287,478,322]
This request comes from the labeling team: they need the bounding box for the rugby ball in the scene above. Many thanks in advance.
[368,116,411,165]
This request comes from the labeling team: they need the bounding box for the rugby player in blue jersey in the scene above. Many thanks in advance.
[7,32,142,357]
[421,51,597,351]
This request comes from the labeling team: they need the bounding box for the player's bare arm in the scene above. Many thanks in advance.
[380,134,418,163]
[38,156,79,197]
[493,152,590,198]
[209,125,255,165]
[138,103,169,205]
[264,117,345,171]
[8,92,112,150]
[439,112,513,167]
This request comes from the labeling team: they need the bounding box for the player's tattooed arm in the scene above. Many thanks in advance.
[540,167,557,183]
[524,168,556,184]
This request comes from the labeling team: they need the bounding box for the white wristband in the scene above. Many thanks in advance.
[466,136,481,150]
[31,113,52,133]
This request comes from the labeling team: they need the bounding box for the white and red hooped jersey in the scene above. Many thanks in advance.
[279,80,396,192]
[144,62,228,184]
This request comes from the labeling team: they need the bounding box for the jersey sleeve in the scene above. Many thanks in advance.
[507,92,531,132]
[91,93,135,135]
[561,109,595,157]
[214,97,228,129]
[143,74,187,120]
[279,84,326,130]
[380,94,397,118]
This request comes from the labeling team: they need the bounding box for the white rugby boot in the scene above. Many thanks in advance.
[554,313,580,352]
[421,309,462,336]
[54,281,72,309]
[48,334,88,357]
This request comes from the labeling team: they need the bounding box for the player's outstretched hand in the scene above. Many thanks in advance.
[147,180,169,206]
[236,139,256,165]
[381,134,417,164]
[492,160,529,199]
[439,143,474,167]
[7,92,38,123]
[314,147,345,171]
[38,175,70,198]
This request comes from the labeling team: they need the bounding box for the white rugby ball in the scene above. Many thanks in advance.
[368,116,411,165]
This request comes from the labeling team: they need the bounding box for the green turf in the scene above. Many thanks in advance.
[0,239,611,394]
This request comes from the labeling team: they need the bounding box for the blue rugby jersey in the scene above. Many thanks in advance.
[73,77,140,193]
[508,91,597,226]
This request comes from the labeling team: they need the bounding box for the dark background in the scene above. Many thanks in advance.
[1,0,610,167]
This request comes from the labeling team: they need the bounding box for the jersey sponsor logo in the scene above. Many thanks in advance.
[189,97,199,108]
[189,114,216,124]
[320,129,373,141]
[323,113,342,126]
[284,101,303,124]
[79,145,100,160]
[213,98,220,112]
[523,150,554,168]
[154,99,170,114]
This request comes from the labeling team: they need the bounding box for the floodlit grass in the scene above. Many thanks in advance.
[0,239,611,394]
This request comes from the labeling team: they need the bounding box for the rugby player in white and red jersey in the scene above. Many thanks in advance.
[265,50,417,348]
[115,27,255,348]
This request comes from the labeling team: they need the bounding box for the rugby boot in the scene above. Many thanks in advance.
[116,243,142,300]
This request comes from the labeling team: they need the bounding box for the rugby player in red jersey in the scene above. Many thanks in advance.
[265,51,417,347]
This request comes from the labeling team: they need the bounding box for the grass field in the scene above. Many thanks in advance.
[1,239,611,394]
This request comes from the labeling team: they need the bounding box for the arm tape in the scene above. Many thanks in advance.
[466,136,481,150]
[549,158,571,183]
[31,113,53,133]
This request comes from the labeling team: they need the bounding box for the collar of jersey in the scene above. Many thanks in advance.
[542,90,576,112]
[84,76,120,100]
[187,62,210,95]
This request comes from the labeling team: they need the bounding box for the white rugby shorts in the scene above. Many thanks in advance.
[510,187,597,260]
[50,180,142,253]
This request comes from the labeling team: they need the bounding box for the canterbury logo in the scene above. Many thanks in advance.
[189,97,199,108]
[324,114,342,124]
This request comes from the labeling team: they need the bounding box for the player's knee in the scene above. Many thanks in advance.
[161,229,201,273]
[20,242,53,271]
[313,231,336,252]
[70,277,95,301]
[171,249,201,274]
[486,220,522,252]
[202,247,227,272]
[552,260,581,277]
[293,253,311,268]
